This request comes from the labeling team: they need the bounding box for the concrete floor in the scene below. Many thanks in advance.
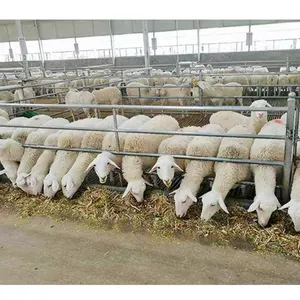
[0,210,299,285]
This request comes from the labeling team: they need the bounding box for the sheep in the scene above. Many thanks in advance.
[13,87,35,104]
[69,79,84,89]
[127,78,149,86]
[11,114,52,144]
[126,82,156,105]
[54,81,69,103]
[0,116,8,126]
[65,88,97,121]
[248,119,285,227]
[93,77,109,89]
[197,81,243,106]
[149,126,201,187]
[209,99,272,133]
[249,75,267,97]
[86,115,151,184]
[156,84,191,117]
[0,91,14,101]
[121,115,180,202]
[15,118,70,192]
[43,118,103,198]
[0,158,19,186]
[164,77,180,85]
[92,87,122,117]
[279,160,300,232]
[0,117,28,139]
[170,124,225,218]
[222,75,249,86]
[200,125,255,221]
[61,115,129,199]
[278,74,289,95]
[24,130,65,195]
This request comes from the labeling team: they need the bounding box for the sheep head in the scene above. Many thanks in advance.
[200,190,229,221]
[250,99,272,121]
[27,173,43,196]
[170,187,197,218]
[149,155,184,188]
[85,152,120,184]
[248,193,281,227]
[61,174,81,199]
[122,178,153,203]
[43,174,61,198]
[279,200,300,232]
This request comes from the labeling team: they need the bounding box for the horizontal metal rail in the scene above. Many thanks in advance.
[0,123,286,140]
[22,144,284,167]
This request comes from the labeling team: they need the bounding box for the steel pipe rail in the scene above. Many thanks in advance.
[21,144,284,167]
[0,123,287,140]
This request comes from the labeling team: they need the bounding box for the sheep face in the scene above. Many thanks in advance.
[250,99,272,121]
[149,155,183,188]
[16,173,32,193]
[200,190,229,221]
[43,174,61,198]
[171,187,197,218]
[62,174,80,199]
[122,179,151,203]
[86,152,120,184]
[248,193,281,227]
[28,173,43,195]
[279,200,300,232]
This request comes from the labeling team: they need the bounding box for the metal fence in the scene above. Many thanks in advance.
[0,89,297,203]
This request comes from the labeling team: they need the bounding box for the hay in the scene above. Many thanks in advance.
[0,183,299,260]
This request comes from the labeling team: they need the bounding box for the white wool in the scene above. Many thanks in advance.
[248,119,285,227]
[209,99,271,133]
[87,115,150,184]
[171,124,225,218]
[43,118,103,198]
[200,125,255,221]
[126,82,156,105]
[0,158,19,186]
[122,115,180,202]
[61,115,128,199]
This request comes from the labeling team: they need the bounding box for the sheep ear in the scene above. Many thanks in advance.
[85,159,97,173]
[149,161,158,173]
[169,188,179,195]
[279,201,291,210]
[52,180,59,193]
[187,189,197,203]
[173,162,184,172]
[218,196,229,214]
[122,183,132,198]
[266,102,272,108]
[248,201,260,212]
[199,191,210,201]
[108,159,120,169]
[0,169,6,176]
[24,172,31,179]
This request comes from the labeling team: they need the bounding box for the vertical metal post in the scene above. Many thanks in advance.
[176,20,180,75]
[282,92,296,203]
[112,108,121,152]
[15,20,30,79]
[247,23,252,52]
[286,55,290,72]
[5,25,14,62]
[197,20,200,62]
[108,20,116,66]
[34,20,46,77]
[142,20,150,75]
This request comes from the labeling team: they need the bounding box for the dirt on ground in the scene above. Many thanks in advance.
[0,210,299,285]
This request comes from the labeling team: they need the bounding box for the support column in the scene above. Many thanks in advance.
[72,21,79,60]
[15,20,30,79]
[108,20,116,66]
[247,22,252,52]
[142,20,150,73]
[34,20,46,77]
[176,20,180,74]
[197,20,200,62]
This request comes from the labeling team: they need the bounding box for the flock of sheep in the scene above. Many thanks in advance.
[0,97,299,233]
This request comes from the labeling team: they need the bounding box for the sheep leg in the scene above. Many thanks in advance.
[94,108,98,118]
[77,110,81,120]
[70,109,76,121]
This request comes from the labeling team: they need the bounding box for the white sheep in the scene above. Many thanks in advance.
[126,82,156,105]
[200,125,255,221]
[170,124,225,218]
[209,99,272,133]
[0,117,28,139]
[149,126,201,187]
[43,118,103,198]
[65,88,97,121]
[61,115,128,199]
[122,115,180,202]
[197,81,243,106]
[13,87,35,104]
[0,116,8,126]
[86,115,150,184]
[16,118,70,192]
[0,109,9,120]
[127,78,149,86]
[248,119,285,227]
[54,81,70,103]
[92,87,122,117]
[279,161,300,232]
[0,158,19,186]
